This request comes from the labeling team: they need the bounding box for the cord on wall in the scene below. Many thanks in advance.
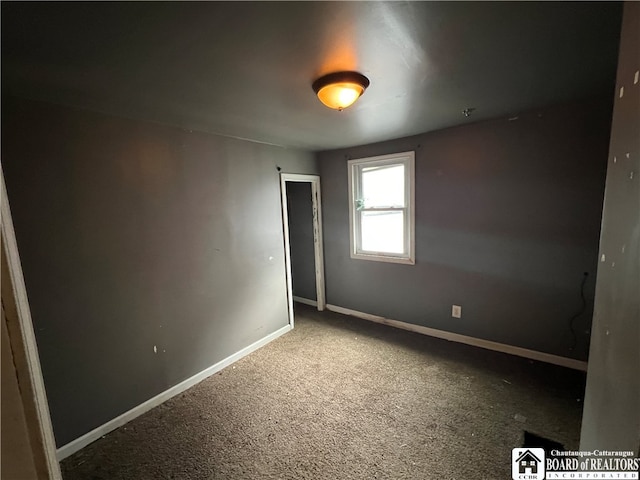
[569,272,589,351]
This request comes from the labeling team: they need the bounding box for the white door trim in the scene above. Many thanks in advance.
[1,165,62,479]
[280,173,326,327]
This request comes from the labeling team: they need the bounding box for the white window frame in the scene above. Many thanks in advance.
[348,151,415,265]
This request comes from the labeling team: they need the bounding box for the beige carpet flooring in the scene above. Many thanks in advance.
[61,303,586,479]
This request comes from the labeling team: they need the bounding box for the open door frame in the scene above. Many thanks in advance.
[280,173,326,327]
[1,164,62,479]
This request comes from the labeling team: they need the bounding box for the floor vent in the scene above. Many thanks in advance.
[523,430,565,455]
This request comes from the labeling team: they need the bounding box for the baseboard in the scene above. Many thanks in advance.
[293,296,318,307]
[325,304,588,372]
[56,323,292,461]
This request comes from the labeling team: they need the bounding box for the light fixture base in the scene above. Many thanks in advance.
[312,71,370,111]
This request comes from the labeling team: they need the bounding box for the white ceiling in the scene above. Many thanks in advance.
[1,2,622,151]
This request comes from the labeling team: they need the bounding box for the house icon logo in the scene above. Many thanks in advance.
[512,448,545,480]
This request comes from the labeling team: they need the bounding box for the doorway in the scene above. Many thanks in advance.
[280,174,325,327]
[1,167,61,478]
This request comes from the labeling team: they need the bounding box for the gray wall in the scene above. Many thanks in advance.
[581,2,639,452]
[318,98,612,360]
[1,97,317,447]
[286,182,316,301]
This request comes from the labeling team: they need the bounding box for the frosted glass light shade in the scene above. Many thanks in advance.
[312,72,370,111]
[316,83,364,110]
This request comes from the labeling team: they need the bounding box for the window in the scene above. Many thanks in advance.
[348,151,415,264]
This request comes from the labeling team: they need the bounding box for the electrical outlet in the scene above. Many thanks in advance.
[452,305,462,318]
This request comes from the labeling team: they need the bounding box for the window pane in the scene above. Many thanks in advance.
[361,210,404,254]
[361,164,404,208]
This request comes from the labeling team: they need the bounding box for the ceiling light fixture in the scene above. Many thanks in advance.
[312,71,370,111]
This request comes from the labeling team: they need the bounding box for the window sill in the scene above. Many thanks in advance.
[350,252,415,265]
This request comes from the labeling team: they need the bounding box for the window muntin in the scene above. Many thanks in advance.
[348,152,415,264]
